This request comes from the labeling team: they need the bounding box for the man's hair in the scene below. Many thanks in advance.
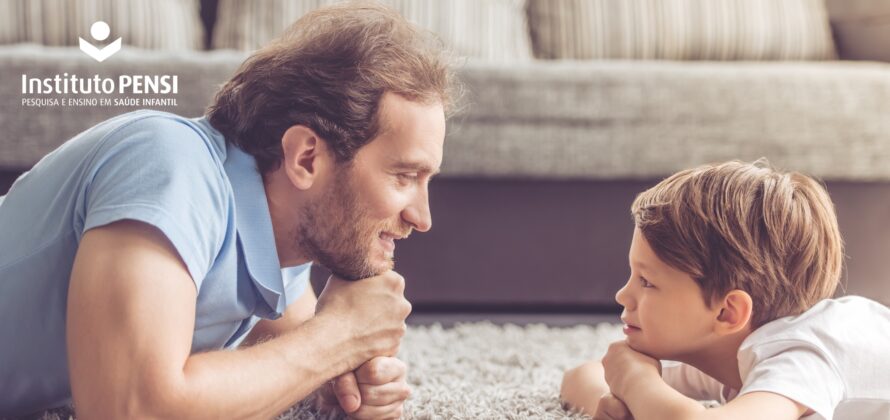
[206,1,458,174]
[630,160,844,328]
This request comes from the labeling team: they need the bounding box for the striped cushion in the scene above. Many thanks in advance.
[0,0,203,50]
[212,0,533,61]
[528,0,837,60]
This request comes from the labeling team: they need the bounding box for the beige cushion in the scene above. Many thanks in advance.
[211,0,533,61]
[825,0,890,62]
[0,0,203,50]
[0,0,204,50]
[528,0,837,60]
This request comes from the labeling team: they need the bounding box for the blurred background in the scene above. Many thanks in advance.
[1,0,889,324]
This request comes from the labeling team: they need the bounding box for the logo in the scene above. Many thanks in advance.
[78,21,121,62]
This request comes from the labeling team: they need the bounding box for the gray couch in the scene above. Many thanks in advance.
[2,1,890,311]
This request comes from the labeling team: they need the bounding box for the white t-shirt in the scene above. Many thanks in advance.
[662,296,890,420]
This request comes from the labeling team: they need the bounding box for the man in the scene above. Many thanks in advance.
[0,2,456,418]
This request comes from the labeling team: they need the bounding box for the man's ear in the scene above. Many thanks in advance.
[281,125,328,190]
[714,289,753,335]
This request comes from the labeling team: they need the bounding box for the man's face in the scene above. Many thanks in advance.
[614,227,719,360]
[297,93,445,280]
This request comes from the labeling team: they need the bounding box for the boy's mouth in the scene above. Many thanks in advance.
[621,317,641,334]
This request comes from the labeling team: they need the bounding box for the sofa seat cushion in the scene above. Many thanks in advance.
[444,59,890,181]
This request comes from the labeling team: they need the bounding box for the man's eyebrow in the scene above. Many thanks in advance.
[391,161,440,175]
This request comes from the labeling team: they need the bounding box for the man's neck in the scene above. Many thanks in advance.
[263,170,312,268]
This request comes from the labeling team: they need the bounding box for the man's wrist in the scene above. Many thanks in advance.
[305,313,362,374]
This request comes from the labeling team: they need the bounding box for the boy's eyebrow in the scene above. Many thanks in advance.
[629,258,649,271]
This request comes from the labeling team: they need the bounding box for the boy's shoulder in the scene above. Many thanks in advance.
[742,296,888,352]
[734,296,890,414]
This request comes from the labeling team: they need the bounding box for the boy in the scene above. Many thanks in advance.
[561,160,890,419]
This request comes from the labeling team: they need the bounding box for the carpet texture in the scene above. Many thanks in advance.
[32,321,625,420]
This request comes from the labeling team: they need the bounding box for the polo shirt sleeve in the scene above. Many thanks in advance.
[80,116,229,290]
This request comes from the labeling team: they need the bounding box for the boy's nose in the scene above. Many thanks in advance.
[615,281,634,310]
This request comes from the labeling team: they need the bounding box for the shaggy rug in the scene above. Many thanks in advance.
[31,321,625,420]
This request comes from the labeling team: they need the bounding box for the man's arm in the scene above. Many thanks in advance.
[67,220,408,419]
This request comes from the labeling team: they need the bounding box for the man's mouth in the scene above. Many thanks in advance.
[378,232,405,253]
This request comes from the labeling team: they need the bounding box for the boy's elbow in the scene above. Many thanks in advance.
[560,362,610,413]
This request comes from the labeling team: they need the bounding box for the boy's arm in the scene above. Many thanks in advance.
[603,342,809,420]
[560,361,610,414]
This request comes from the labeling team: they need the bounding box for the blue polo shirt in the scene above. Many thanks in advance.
[0,110,310,416]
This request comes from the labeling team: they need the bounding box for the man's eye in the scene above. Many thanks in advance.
[398,173,419,180]
[640,277,654,288]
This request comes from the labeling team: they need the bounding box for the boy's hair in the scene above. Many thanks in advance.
[206,1,459,174]
[631,160,844,328]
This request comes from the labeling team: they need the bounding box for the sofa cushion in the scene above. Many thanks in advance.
[0,0,204,50]
[4,47,890,182]
[528,0,837,61]
[211,0,533,61]
[0,45,244,170]
[443,59,890,181]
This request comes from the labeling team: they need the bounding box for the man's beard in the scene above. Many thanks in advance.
[296,168,411,281]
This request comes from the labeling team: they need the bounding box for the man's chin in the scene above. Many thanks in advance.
[328,258,393,281]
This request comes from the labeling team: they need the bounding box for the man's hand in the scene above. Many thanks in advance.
[592,393,633,420]
[317,356,411,419]
[314,271,412,372]
[601,341,661,400]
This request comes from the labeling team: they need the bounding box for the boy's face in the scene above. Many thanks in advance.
[615,227,721,360]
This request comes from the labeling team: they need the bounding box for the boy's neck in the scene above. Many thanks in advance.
[679,330,751,393]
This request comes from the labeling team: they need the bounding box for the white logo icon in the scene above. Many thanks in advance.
[79,21,122,62]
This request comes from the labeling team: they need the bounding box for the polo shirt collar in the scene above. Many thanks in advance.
[222,143,287,316]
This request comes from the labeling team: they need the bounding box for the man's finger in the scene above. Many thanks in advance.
[348,401,405,420]
[357,381,412,406]
[355,357,407,385]
[334,372,362,413]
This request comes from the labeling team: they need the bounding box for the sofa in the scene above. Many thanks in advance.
[1,0,889,314]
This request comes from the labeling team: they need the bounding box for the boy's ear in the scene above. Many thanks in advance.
[714,289,753,335]
[280,125,329,190]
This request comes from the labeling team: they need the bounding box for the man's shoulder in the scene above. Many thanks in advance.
[85,110,229,183]
[97,110,224,157]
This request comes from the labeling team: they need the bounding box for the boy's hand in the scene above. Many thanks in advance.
[593,393,633,420]
[601,341,661,399]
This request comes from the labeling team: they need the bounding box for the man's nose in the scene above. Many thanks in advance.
[402,188,432,233]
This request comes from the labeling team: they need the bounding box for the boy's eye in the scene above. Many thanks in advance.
[639,277,654,288]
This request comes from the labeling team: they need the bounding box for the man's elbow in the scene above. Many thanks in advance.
[74,374,191,419]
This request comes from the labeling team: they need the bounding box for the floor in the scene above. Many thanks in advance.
[407,312,621,328]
